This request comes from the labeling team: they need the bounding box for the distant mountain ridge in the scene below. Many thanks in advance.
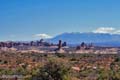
[48,32,120,47]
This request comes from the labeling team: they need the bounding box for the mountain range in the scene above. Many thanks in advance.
[48,32,120,47]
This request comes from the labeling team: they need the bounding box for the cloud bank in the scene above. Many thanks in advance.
[34,33,52,39]
[93,27,120,34]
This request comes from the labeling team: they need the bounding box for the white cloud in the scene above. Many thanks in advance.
[93,27,120,34]
[113,30,120,34]
[33,33,52,39]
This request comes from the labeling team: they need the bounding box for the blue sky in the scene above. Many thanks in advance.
[0,0,120,41]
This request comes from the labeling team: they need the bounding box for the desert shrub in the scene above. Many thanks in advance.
[43,54,48,57]
[97,68,120,80]
[3,60,8,64]
[114,57,120,62]
[55,53,66,58]
[70,58,78,61]
[33,59,71,80]
[15,67,29,75]
[0,69,14,75]
[79,69,94,78]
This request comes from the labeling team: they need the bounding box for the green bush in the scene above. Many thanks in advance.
[114,57,120,62]
[33,59,71,80]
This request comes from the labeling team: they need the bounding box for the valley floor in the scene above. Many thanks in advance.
[0,52,120,80]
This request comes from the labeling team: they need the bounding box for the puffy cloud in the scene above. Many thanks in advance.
[34,33,52,39]
[93,27,120,34]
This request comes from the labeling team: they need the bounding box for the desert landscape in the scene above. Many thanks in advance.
[0,0,120,80]
[0,40,120,80]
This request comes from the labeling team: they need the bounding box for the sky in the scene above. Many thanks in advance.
[0,0,120,41]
